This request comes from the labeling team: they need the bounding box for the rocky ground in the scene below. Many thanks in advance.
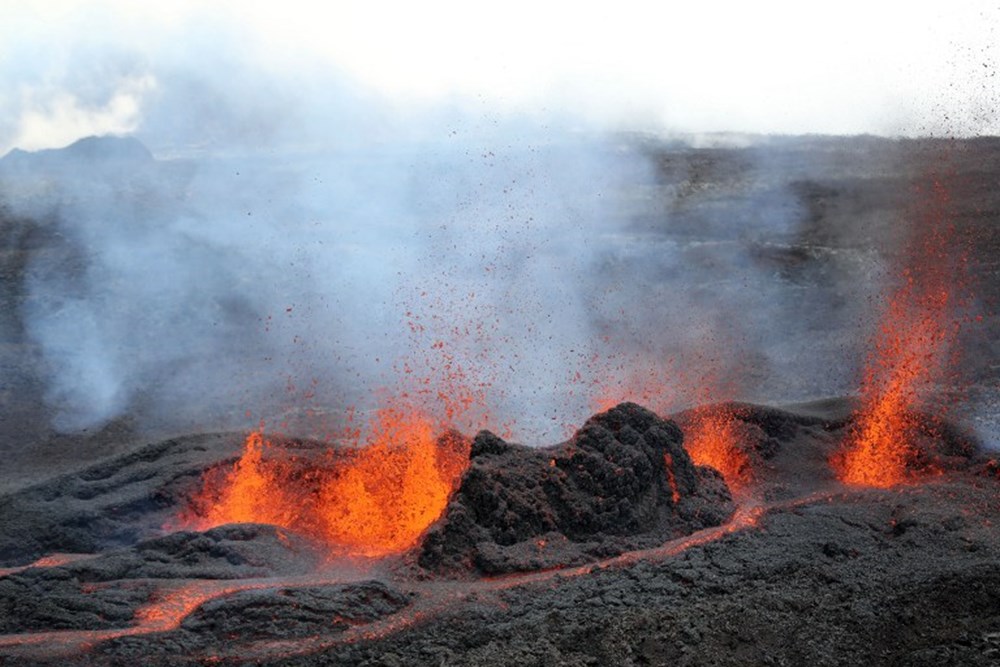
[0,398,996,665]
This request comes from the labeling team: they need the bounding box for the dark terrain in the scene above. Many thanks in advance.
[0,398,997,665]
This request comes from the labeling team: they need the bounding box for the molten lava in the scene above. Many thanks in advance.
[318,407,469,556]
[683,407,751,490]
[176,406,470,558]
[835,286,950,487]
[196,432,300,530]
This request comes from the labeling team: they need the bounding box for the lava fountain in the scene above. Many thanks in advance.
[683,406,751,491]
[836,171,968,488]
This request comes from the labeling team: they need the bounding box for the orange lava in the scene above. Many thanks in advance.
[663,453,681,504]
[317,407,469,556]
[684,407,751,490]
[835,287,949,487]
[176,403,470,558]
[836,173,966,488]
[0,553,95,579]
[196,432,300,530]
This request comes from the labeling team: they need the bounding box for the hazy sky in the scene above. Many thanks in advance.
[1,0,997,151]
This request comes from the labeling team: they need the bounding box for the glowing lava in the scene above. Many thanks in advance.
[835,287,950,487]
[318,407,469,556]
[683,406,751,490]
[176,405,470,558]
[196,432,300,530]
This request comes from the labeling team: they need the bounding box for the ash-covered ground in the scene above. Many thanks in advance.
[1,135,999,665]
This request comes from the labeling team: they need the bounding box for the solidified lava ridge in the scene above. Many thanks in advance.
[419,402,735,575]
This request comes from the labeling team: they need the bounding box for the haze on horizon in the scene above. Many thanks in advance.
[0,0,997,154]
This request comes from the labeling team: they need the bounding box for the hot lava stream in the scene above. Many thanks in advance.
[0,499,777,662]
[0,396,993,665]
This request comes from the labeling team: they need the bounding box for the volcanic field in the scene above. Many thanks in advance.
[1,135,999,666]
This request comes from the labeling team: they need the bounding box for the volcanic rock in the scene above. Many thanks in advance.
[419,402,735,574]
[179,581,409,641]
[0,432,248,566]
[0,567,156,633]
[0,524,325,633]
[91,580,411,662]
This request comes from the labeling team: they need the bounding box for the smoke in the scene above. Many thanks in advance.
[2,131,881,443]
[1,7,984,447]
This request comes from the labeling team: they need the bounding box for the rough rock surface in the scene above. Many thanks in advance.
[178,581,409,642]
[292,481,1000,667]
[419,402,734,574]
[0,524,325,633]
[0,399,997,666]
[0,433,247,566]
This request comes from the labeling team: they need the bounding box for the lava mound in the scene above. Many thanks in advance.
[419,402,734,574]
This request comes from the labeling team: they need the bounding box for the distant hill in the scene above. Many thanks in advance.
[0,135,154,173]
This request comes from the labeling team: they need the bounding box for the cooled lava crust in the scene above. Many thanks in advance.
[420,402,733,574]
[0,399,997,666]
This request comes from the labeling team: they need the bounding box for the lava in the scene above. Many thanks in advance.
[0,572,372,659]
[0,495,783,663]
[317,407,469,556]
[663,453,682,503]
[176,405,470,558]
[836,172,967,488]
[683,406,751,490]
[0,553,94,578]
[195,432,300,531]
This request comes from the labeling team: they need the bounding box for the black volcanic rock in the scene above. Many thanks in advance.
[0,432,248,567]
[180,581,409,642]
[419,402,735,574]
[0,524,326,634]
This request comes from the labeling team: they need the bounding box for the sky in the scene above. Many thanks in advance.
[0,0,997,152]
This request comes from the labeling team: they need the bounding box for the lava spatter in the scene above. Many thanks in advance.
[683,405,752,491]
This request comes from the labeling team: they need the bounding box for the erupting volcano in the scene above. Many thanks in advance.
[2,134,999,667]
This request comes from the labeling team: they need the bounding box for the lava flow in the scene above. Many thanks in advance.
[175,404,471,558]
[836,172,967,488]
